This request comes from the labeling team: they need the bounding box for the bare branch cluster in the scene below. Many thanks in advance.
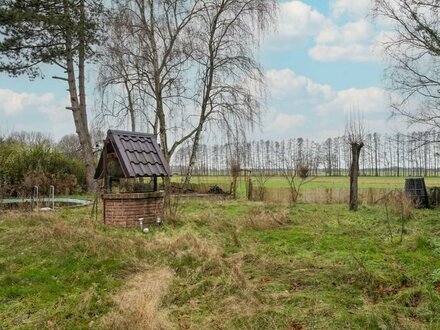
[373,0,440,130]
[96,0,277,189]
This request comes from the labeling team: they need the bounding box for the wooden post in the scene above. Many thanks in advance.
[153,177,158,191]
[247,177,253,201]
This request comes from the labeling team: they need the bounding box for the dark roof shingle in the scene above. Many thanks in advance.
[94,130,171,179]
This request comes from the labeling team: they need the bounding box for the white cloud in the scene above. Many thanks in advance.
[266,69,390,116]
[0,88,74,139]
[316,87,390,114]
[261,69,393,139]
[311,18,380,62]
[266,69,332,100]
[266,1,383,62]
[330,0,372,19]
[309,43,376,62]
[277,1,328,38]
[0,89,55,115]
[315,19,373,44]
[266,112,306,133]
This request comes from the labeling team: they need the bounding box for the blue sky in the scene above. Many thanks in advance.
[0,0,401,141]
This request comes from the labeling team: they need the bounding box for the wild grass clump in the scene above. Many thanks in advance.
[241,209,291,230]
[177,200,292,232]
[100,267,174,330]
[148,230,222,260]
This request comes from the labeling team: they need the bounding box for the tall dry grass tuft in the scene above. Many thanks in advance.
[2,211,146,261]
[181,204,292,232]
[100,267,174,330]
[148,230,222,260]
[241,209,292,230]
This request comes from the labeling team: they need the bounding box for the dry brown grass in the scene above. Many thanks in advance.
[241,209,291,230]
[179,203,292,233]
[100,267,174,330]
[148,230,222,260]
[0,211,148,262]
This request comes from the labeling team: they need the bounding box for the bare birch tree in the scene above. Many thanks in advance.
[98,0,276,190]
[182,0,276,187]
[99,0,202,161]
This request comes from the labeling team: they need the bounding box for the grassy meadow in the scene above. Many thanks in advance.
[178,175,440,190]
[1,199,440,329]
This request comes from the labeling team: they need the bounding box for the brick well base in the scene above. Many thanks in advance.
[103,192,164,228]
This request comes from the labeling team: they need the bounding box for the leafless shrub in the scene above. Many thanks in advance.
[388,191,414,220]
[52,173,78,195]
[282,161,314,206]
[378,189,414,243]
[164,195,182,225]
[254,171,271,201]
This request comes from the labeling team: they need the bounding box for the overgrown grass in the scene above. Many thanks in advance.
[1,200,440,329]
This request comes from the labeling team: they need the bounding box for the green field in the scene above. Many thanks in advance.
[1,200,440,329]
[176,175,440,190]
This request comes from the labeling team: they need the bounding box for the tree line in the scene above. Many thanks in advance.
[172,130,440,177]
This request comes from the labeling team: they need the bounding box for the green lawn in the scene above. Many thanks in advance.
[177,175,440,189]
[1,200,440,328]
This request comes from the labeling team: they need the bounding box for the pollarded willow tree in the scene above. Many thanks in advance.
[373,0,440,134]
[0,0,104,191]
[98,0,276,188]
[345,114,365,211]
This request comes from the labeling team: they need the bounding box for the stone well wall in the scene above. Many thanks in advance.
[103,192,164,228]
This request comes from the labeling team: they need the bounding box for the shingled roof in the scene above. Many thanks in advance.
[94,130,171,179]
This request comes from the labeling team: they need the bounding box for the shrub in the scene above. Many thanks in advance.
[0,135,86,195]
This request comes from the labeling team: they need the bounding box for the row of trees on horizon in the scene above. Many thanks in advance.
[173,130,440,178]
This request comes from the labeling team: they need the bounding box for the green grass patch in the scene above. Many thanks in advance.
[0,200,440,328]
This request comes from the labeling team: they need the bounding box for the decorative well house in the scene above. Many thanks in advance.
[94,130,171,227]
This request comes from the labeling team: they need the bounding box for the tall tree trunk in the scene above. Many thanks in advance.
[65,2,95,192]
[183,126,202,189]
[349,142,364,211]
